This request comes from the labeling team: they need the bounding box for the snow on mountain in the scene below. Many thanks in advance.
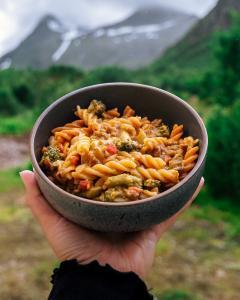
[0,7,198,70]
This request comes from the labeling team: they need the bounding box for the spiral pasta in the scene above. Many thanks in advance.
[131,152,166,169]
[131,168,179,183]
[141,137,167,153]
[170,124,184,141]
[40,100,199,202]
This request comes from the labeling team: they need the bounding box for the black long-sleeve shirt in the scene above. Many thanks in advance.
[49,260,153,300]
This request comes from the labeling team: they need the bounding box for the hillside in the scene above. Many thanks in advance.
[0,6,197,70]
[152,0,240,71]
[0,16,64,69]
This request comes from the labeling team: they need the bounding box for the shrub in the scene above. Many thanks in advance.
[13,83,35,107]
[0,86,19,115]
[80,66,132,86]
[206,101,240,200]
[197,12,240,105]
[48,65,84,78]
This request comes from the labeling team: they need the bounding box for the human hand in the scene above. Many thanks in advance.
[20,170,204,279]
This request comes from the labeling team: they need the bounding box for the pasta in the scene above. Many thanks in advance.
[40,100,199,202]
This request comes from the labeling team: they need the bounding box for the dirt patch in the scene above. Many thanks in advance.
[0,135,29,169]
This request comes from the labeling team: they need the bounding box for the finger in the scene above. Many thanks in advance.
[151,177,204,239]
[20,170,62,227]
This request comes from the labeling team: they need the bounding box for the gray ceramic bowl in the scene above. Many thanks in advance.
[30,83,208,232]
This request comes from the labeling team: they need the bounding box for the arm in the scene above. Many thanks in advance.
[20,171,203,300]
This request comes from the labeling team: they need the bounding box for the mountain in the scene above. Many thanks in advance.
[0,6,198,70]
[154,0,240,70]
[0,15,65,69]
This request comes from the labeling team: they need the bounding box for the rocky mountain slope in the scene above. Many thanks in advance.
[155,0,240,69]
[0,6,197,70]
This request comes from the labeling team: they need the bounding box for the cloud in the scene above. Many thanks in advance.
[0,0,218,56]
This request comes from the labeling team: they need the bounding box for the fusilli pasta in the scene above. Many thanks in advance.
[40,100,199,202]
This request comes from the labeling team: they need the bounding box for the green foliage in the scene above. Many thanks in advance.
[206,101,240,201]
[80,66,132,86]
[48,65,84,78]
[13,83,34,107]
[192,188,240,238]
[213,12,240,105]
[0,86,19,115]
[157,289,198,300]
[0,168,21,193]
[0,161,32,193]
[0,111,36,135]
[197,12,240,105]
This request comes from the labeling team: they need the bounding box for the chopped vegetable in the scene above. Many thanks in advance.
[104,174,142,188]
[81,187,102,199]
[125,187,142,200]
[80,180,91,191]
[143,179,161,188]
[116,140,138,152]
[104,188,124,202]
[88,100,106,117]
[41,146,61,163]
[156,125,170,137]
[70,155,80,166]
[106,144,117,155]
[169,154,183,171]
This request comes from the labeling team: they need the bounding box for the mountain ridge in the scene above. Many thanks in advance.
[153,0,240,70]
[0,6,198,70]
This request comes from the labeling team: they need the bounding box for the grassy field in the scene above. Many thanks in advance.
[0,167,240,300]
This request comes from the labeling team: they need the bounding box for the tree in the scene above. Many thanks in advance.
[80,66,132,86]
[0,86,19,115]
[211,12,240,105]
[13,83,34,107]
[206,101,240,200]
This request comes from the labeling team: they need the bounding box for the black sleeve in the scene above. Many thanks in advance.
[48,260,153,300]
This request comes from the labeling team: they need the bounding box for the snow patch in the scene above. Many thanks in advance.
[52,19,177,62]
[52,29,83,62]
[93,20,176,38]
[48,20,65,33]
[0,58,12,70]
[93,29,105,38]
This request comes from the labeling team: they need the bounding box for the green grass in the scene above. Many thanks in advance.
[0,162,32,192]
[156,289,199,300]
[0,110,36,135]
[0,205,30,223]
[188,188,240,239]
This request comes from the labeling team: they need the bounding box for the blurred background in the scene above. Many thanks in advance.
[0,0,240,299]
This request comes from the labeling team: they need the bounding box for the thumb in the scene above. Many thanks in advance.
[20,170,61,227]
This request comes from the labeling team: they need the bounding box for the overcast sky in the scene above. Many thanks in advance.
[0,0,218,56]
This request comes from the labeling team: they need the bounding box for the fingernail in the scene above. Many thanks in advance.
[19,170,31,184]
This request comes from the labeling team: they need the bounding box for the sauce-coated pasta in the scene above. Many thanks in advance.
[40,100,199,202]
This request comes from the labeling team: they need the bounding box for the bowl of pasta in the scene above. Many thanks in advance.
[30,83,208,232]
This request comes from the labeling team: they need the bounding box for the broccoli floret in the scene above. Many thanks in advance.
[104,174,142,188]
[81,187,102,199]
[143,179,161,188]
[88,100,106,117]
[157,125,170,137]
[116,140,138,152]
[41,146,61,163]
[104,188,124,202]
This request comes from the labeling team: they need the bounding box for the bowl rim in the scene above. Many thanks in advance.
[30,82,208,207]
